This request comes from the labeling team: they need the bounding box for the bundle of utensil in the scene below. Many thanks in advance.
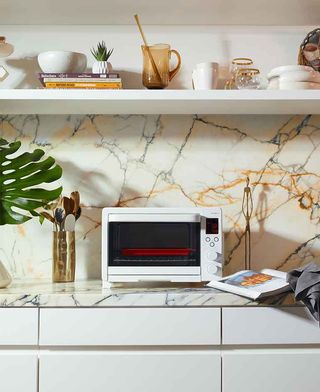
[41,191,81,232]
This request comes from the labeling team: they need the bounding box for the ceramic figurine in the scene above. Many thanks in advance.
[299,28,320,72]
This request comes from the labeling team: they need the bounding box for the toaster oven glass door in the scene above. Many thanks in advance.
[108,222,200,267]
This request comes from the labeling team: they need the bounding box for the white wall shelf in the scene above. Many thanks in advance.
[0,89,319,115]
[1,0,319,25]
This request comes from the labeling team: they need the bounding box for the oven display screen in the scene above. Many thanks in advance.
[206,218,219,235]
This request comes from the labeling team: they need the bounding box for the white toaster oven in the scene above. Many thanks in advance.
[102,207,223,286]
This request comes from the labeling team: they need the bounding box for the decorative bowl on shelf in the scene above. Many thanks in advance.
[267,65,320,90]
[38,51,87,73]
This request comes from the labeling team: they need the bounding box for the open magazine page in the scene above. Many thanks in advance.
[224,271,286,294]
[261,268,287,280]
[207,269,290,299]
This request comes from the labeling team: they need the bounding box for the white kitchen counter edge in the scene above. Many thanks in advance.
[0,279,299,307]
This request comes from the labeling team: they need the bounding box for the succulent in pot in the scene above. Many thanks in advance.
[0,138,62,287]
[91,41,114,74]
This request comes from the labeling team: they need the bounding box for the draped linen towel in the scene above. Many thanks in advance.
[287,262,320,325]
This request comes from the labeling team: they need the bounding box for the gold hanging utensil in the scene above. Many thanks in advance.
[242,176,253,270]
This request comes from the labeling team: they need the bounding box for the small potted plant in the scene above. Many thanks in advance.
[0,138,62,287]
[91,41,114,74]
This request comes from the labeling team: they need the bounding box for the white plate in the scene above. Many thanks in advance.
[279,80,320,90]
[267,65,314,80]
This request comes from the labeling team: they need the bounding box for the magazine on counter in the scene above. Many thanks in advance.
[207,269,290,299]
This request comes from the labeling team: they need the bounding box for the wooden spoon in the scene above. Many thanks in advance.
[134,14,162,85]
[41,211,58,231]
[70,191,80,215]
[62,196,73,216]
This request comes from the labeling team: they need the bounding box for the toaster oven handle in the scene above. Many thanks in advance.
[108,213,200,222]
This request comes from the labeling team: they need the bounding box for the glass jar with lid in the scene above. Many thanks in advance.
[225,58,254,89]
[235,68,261,90]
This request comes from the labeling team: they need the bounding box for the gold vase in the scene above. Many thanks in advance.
[52,231,75,283]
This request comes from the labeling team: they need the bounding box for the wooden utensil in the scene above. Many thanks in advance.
[41,211,58,231]
[134,14,162,84]
[68,198,75,216]
[75,207,82,221]
[62,196,75,216]
[64,214,76,231]
[61,197,68,214]
[41,211,55,223]
[54,208,65,231]
[70,191,80,215]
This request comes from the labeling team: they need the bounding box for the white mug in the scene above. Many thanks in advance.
[192,62,219,90]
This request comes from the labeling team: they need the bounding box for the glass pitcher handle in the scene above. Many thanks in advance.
[169,49,182,81]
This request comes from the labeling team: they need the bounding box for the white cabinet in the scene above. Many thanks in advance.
[39,350,221,392]
[222,307,320,344]
[1,304,320,392]
[0,308,38,345]
[223,349,320,392]
[40,308,221,346]
[0,352,37,392]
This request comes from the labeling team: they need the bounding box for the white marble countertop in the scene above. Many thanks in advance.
[0,279,299,308]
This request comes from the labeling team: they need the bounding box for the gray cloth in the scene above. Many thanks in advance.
[287,262,320,324]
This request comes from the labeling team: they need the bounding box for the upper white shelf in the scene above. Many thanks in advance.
[1,89,319,115]
[1,0,320,25]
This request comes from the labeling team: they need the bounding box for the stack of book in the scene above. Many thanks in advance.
[38,72,122,89]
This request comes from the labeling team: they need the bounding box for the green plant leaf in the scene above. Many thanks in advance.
[0,139,63,225]
[91,41,114,61]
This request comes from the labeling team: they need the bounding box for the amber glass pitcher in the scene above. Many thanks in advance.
[142,44,181,89]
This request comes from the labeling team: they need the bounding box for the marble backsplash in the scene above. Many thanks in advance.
[0,114,319,281]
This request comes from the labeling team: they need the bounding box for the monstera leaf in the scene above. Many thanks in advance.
[0,138,62,225]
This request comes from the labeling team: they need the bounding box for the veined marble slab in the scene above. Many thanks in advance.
[1,114,319,281]
[0,279,298,308]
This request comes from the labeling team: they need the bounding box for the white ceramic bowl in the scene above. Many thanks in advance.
[267,65,314,80]
[280,70,320,83]
[279,80,320,90]
[267,78,279,89]
[38,51,87,73]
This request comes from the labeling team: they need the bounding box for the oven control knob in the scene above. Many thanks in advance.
[207,263,218,275]
[207,251,218,261]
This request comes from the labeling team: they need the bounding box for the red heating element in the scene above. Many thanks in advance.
[122,248,194,257]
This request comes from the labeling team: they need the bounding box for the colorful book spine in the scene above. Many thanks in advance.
[38,73,122,88]
[44,82,122,89]
[38,72,120,79]
[42,78,121,83]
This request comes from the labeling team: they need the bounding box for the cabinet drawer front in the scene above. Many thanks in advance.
[0,309,38,345]
[223,307,320,344]
[40,308,220,345]
[0,352,37,392]
[223,349,320,392]
[40,350,221,392]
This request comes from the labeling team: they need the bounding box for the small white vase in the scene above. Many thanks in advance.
[0,261,12,288]
[92,61,112,74]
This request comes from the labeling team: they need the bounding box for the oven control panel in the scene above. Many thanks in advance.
[200,210,223,281]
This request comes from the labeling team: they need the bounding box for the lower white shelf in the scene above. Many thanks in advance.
[0,89,319,115]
